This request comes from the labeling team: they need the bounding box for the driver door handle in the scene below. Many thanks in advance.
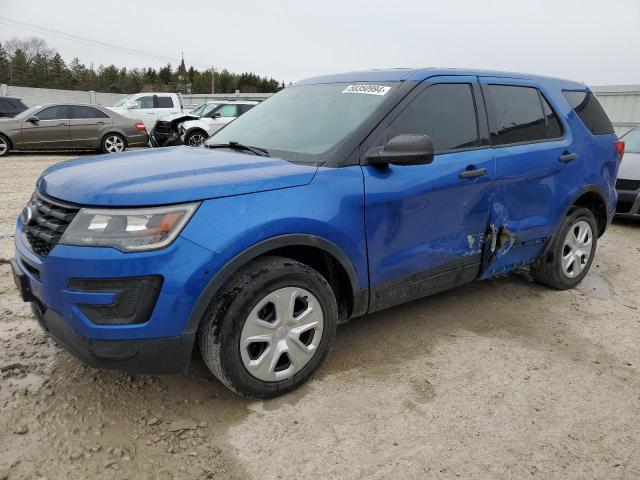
[57,122,68,126]
[459,167,487,179]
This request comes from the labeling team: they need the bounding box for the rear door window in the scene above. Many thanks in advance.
[387,83,479,153]
[562,91,614,135]
[485,85,548,145]
[71,106,109,119]
[156,96,174,108]
[37,105,70,120]
[541,95,563,139]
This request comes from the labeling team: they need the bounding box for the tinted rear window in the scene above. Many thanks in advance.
[562,91,614,135]
[486,85,548,145]
[156,96,174,108]
[388,83,479,153]
[71,106,109,119]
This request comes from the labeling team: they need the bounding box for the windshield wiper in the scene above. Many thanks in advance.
[206,141,269,157]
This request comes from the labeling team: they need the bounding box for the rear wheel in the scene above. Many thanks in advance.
[531,207,598,289]
[199,256,337,398]
[0,134,10,157]
[101,133,126,153]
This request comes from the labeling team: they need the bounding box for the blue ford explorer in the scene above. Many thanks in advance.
[12,68,622,398]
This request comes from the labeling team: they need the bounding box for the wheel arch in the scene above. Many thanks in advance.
[568,185,608,237]
[183,234,367,336]
[184,127,209,142]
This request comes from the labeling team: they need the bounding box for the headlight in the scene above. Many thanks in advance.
[60,203,199,252]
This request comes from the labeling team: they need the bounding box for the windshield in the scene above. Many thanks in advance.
[207,82,399,161]
[622,128,640,154]
[112,95,134,107]
[189,103,221,117]
[14,106,42,119]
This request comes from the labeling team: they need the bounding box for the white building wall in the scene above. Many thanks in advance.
[591,85,640,136]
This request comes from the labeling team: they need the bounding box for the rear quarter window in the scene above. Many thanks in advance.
[562,91,614,135]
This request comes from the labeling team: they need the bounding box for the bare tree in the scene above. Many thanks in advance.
[4,36,54,64]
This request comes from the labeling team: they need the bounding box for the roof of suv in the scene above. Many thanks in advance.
[295,68,587,90]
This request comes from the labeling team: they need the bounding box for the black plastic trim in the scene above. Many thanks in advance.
[369,254,482,313]
[183,234,366,335]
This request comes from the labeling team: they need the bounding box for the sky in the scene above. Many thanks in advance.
[1,0,639,86]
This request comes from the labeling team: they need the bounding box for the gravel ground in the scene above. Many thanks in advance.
[0,152,639,480]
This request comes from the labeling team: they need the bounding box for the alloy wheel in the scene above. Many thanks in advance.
[240,287,324,382]
[0,137,7,156]
[188,133,206,147]
[104,135,125,153]
[561,220,593,278]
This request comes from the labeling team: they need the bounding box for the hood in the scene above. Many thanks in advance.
[158,113,199,123]
[37,146,318,206]
[618,152,640,180]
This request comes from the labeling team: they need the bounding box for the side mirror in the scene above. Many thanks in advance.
[125,104,138,110]
[211,112,221,119]
[27,116,40,123]
[366,134,434,166]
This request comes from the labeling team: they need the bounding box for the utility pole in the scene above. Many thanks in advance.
[211,66,215,94]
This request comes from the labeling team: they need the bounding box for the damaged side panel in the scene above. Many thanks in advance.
[479,201,549,279]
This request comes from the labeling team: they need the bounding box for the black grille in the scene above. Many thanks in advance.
[616,178,640,191]
[24,193,79,258]
[616,200,634,214]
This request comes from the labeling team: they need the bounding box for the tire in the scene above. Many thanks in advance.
[100,133,126,154]
[198,256,338,398]
[531,207,598,289]
[184,130,208,147]
[0,134,11,157]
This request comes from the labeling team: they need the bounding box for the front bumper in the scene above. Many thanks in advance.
[13,220,220,374]
[614,189,640,219]
[31,301,194,374]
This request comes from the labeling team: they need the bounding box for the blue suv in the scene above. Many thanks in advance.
[12,69,622,398]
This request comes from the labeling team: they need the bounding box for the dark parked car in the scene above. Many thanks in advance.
[0,96,29,118]
[0,104,148,157]
[615,126,640,219]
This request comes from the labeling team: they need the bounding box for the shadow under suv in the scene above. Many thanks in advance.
[11,68,622,398]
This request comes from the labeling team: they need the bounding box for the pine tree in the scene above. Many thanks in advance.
[48,53,71,89]
[0,43,10,84]
[10,49,28,84]
[28,53,49,87]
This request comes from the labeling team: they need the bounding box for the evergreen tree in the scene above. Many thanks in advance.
[48,53,71,89]
[0,43,10,84]
[9,49,28,84]
[28,53,49,87]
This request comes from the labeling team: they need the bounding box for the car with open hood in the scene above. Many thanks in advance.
[150,100,258,147]
[11,68,621,398]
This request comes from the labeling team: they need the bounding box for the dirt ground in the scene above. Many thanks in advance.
[0,152,639,480]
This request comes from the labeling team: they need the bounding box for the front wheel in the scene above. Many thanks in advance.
[199,256,338,398]
[531,207,598,289]
[185,130,208,147]
[101,133,126,154]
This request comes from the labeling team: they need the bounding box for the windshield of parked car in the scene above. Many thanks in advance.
[14,106,42,119]
[622,128,640,154]
[112,95,134,107]
[190,103,217,117]
[206,82,400,162]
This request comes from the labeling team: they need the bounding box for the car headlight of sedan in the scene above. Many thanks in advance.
[60,203,199,252]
